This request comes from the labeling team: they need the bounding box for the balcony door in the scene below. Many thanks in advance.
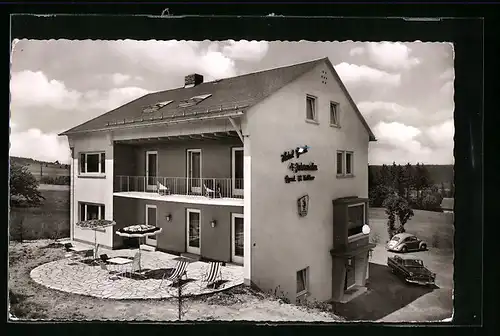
[231,213,244,264]
[187,149,202,194]
[186,208,201,255]
[145,151,158,191]
[145,204,158,246]
[231,147,244,197]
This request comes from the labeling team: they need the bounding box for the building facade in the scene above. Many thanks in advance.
[60,57,376,303]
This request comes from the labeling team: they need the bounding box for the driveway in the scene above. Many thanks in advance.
[332,244,453,322]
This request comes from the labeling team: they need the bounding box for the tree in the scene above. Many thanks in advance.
[369,184,396,207]
[414,163,432,204]
[10,164,44,207]
[383,193,415,239]
[440,182,447,197]
[401,163,415,200]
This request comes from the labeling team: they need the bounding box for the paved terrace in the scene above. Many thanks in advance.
[30,243,244,300]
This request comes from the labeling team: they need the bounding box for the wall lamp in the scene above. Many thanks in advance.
[166,214,172,222]
[210,220,217,228]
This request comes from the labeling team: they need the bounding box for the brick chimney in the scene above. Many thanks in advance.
[184,74,204,88]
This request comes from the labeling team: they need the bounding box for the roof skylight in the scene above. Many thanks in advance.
[142,100,173,113]
[178,93,212,108]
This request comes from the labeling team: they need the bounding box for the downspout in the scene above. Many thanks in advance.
[71,148,75,241]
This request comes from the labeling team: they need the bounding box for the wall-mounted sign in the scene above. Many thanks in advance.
[288,162,318,173]
[297,195,309,217]
[281,145,310,162]
[284,174,316,183]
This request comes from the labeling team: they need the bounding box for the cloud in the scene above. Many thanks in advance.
[222,40,269,61]
[10,70,82,110]
[366,42,421,70]
[10,128,71,164]
[357,101,452,127]
[369,121,436,164]
[425,119,454,147]
[111,73,131,85]
[439,68,454,81]
[334,62,401,86]
[349,47,365,56]
[440,80,454,96]
[109,40,237,80]
[84,87,152,111]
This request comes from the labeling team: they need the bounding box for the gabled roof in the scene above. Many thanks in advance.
[59,57,376,141]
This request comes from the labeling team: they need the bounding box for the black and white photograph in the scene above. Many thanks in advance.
[9,38,455,322]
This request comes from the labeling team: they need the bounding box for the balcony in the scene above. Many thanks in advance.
[113,175,244,206]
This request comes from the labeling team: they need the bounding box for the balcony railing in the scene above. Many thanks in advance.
[114,175,244,199]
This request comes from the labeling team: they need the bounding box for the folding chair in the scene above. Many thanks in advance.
[157,181,171,195]
[124,252,147,278]
[201,261,223,289]
[100,263,122,280]
[158,260,189,289]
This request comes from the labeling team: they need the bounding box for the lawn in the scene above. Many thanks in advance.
[368,207,454,250]
[9,188,70,241]
[8,240,341,321]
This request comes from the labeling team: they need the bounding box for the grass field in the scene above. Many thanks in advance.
[9,188,70,242]
[368,207,454,250]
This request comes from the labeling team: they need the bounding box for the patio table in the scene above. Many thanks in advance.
[108,257,133,265]
[107,257,133,274]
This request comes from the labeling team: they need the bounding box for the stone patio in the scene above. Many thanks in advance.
[30,245,244,300]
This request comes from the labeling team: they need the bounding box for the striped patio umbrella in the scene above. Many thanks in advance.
[75,219,116,258]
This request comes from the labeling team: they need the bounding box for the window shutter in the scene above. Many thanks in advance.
[100,153,106,173]
[80,203,86,221]
[80,154,85,173]
[100,205,105,219]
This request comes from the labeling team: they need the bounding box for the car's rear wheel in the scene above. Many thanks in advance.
[401,246,408,253]
[420,243,427,251]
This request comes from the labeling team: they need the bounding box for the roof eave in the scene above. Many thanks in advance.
[61,110,245,136]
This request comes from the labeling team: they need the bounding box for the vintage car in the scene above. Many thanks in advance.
[386,233,427,253]
[387,255,436,286]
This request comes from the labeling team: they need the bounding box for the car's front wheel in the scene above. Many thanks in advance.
[420,243,427,251]
[401,246,408,253]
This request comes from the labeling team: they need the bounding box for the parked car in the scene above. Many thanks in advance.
[386,233,427,253]
[387,255,436,286]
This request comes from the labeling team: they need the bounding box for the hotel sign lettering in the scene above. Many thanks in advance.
[281,145,309,162]
[281,145,318,183]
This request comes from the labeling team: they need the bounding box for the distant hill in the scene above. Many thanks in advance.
[369,164,454,186]
[10,156,70,180]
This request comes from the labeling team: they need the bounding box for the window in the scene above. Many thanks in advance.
[347,204,365,237]
[336,151,344,175]
[346,152,353,175]
[80,152,106,174]
[79,202,105,221]
[296,267,309,296]
[306,95,317,122]
[178,93,212,107]
[142,100,173,113]
[337,151,354,177]
[330,102,340,126]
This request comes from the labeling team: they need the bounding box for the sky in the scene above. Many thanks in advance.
[9,40,454,165]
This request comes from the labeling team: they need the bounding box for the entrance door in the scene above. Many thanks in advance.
[186,209,201,255]
[145,205,158,246]
[146,151,158,191]
[187,149,202,194]
[232,147,244,197]
[231,213,244,264]
[344,258,356,290]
